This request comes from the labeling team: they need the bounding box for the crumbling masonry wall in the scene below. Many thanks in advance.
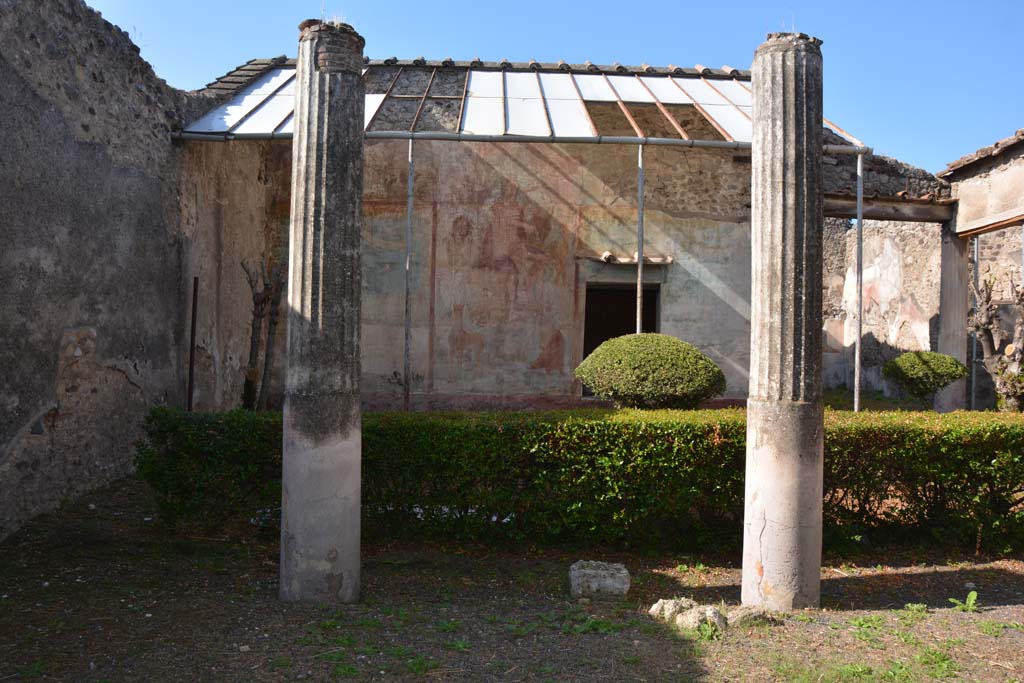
[184,134,948,410]
[0,0,206,539]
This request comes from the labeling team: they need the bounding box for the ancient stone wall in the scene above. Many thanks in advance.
[184,134,945,409]
[949,144,1024,408]
[0,0,205,539]
[822,219,943,394]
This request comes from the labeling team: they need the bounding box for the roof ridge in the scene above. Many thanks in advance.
[199,55,289,95]
[940,128,1024,177]
[204,56,751,89]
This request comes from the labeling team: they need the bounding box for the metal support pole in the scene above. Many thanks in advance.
[971,235,980,410]
[853,152,864,412]
[187,276,198,412]
[403,139,414,411]
[636,144,645,334]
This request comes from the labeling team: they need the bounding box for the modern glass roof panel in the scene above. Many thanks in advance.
[707,79,751,107]
[571,74,617,102]
[699,104,752,141]
[606,75,655,103]
[537,72,580,100]
[546,98,594,137]
[231,95,294,135]
[364,94,386,128]
[638,76,693,104]
[182,65,861,146]
[461,95,504,134]
[671,77,729,106]
[466,70,503,98]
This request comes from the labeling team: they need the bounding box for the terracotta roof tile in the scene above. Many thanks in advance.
[940,128,1024,178]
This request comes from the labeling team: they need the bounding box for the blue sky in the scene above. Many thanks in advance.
[86,0,1021,173]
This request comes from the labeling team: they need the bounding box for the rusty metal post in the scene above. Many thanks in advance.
[187,276,198,411]
[403,139,414,410]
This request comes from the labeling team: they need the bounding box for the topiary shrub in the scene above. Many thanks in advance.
[574,333,726,408]
[882,351,968,407]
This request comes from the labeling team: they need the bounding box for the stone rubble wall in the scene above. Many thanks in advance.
[0,0,214,539]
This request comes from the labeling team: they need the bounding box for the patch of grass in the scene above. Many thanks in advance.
[880,660,915,682]
[899,603,928,626]
[789,613,817,624]
[772,658,876,682]
[915,647,958,679]
[270,655,292,669]
[622,654,640,665]
[506,620,539,638]
[695,621,721,642]
[849,615,886,648]
[332,663,359,677]
[15,661,47,678]
[434,618,460,633]
[978,620,1006,637]
[387,645,412,659]
[446,639,471,651]
[405,656,438,674]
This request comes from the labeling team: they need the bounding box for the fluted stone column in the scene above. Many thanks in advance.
[280,20,365,604]
[741,33,825,611]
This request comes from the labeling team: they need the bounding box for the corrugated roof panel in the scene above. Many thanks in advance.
[638,76,693,104]
[461,96,505,134]
[707,79,751,107]
[231,95,294,135]
[572,74,617,102]
[606,75,655,103]
[700,104,752,141]
[546,98,594,137]
[466,70,503,98]
[537,72,579,100]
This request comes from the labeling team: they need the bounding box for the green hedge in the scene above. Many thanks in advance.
[136,407,1024,553]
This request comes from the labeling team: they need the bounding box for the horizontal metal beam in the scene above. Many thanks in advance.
[173,129,871,156]
[824,194,955,223]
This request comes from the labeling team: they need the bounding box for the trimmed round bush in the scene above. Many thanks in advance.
[574,333,726,409]
[882,351,968,405]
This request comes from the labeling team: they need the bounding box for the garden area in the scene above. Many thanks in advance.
[4,339,1024,681]
[3,401,1024,682]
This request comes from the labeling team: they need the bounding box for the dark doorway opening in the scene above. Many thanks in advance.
[583,284,660,362]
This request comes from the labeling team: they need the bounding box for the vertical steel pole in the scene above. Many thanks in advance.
[187,276,199,412]
[636,144,645,334]
[403,139,414,411]
[971,235,980,410]
[853,152,864,412]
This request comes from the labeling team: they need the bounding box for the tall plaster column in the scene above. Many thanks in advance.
[280,19,366,604]
[741,33,825,611]
[935,218,969,412]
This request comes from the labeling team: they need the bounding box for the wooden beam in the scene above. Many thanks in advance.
[823,194,956,223]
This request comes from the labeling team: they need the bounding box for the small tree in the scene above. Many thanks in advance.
[970,274,1024,412]
[882,351,967,408]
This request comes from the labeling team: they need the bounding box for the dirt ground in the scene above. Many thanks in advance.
[2,479,1023,682]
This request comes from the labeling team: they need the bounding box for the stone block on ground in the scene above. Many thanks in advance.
[726,605,777,628]
[675,605,727,632]
[568,560,630,598]
[648,597,698,622]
